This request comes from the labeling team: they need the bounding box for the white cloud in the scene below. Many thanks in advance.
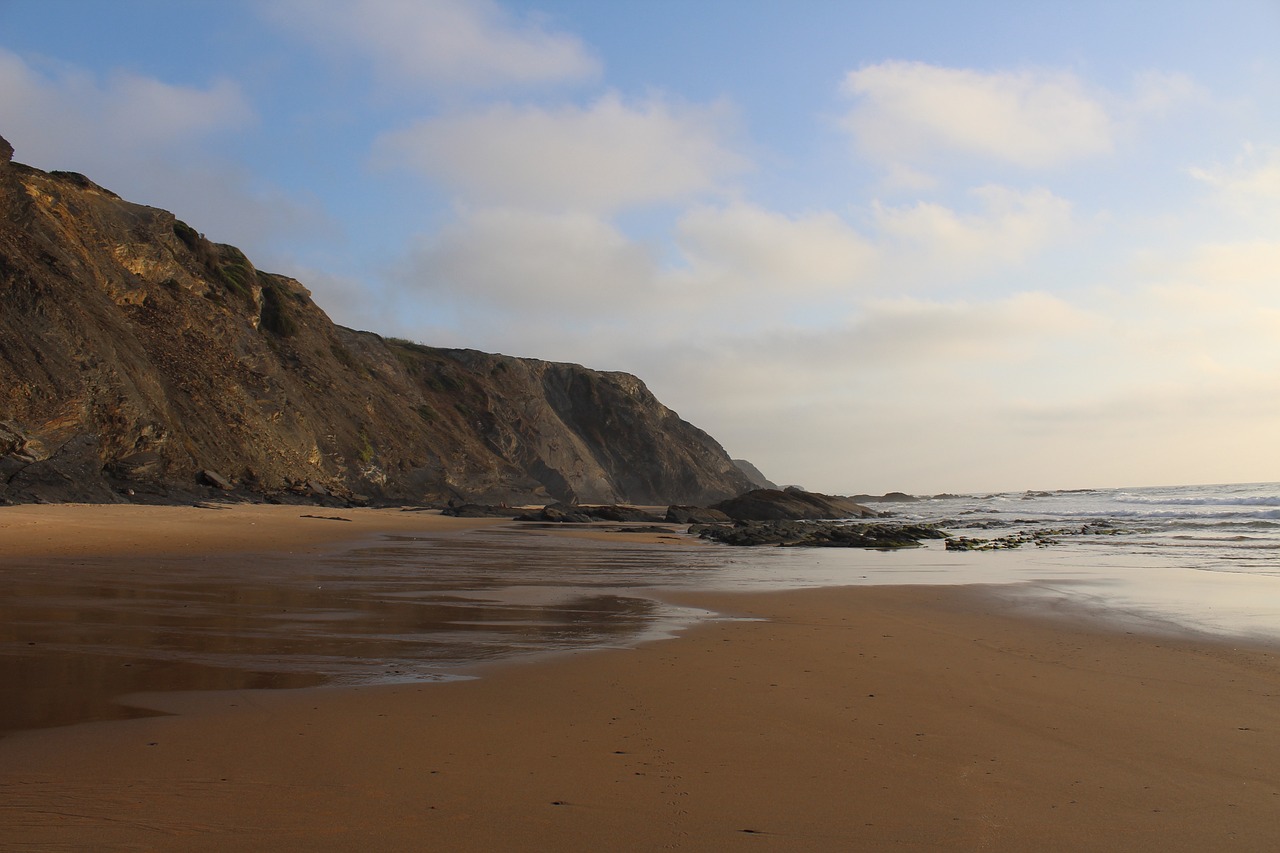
[376,93,748,212]
[402,207,659,318]
[841,61,1114,171]
[600,289,1103,492]
[380,185,1279,494]
[389,186,1080,363]
[1190,143,1280,206]
[0,49,330,260]
[0,48,251,164]
[97,74,250,147]
[674,204,878,295]
[265,0,599,90]
[872,186,1075,282]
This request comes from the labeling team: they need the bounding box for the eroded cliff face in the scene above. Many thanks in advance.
[0,137,752,505]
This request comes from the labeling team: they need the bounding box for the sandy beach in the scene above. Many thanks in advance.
[3,505,1279,851]
[0,502,521,559]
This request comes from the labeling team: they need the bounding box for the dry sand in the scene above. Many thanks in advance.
[3,506,1279,850]
[0,502,515,558]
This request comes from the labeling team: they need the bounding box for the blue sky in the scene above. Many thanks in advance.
[2,0,1279,493]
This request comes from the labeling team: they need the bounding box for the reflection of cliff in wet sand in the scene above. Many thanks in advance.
[0,504,692,733]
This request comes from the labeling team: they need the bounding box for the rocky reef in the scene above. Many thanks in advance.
[0,136,753,506]
[691,520,948,548]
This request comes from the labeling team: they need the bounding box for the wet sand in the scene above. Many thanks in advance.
[0,504,692,734]
[3,507,1280,850]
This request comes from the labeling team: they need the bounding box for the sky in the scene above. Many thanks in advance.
[2,0,1279,495]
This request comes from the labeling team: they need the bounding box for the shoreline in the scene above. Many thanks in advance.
[3,504,1280,849]
[4,586,1279,849]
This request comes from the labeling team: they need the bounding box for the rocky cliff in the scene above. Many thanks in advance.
[0,136,753,506]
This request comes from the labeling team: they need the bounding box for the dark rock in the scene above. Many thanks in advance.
[692,520,946,548]
[712,487,877,521]
[516,503,593,524]
[850,491,920,503]
[603,525,680,535]
[4,435,119,504]
[0,135,12,164]
[944,525,1116,551]
[513,503,664,523]
[576,505,664,523]
[440,503,519,518]
[199,469,234,490]
[108,451,165,481]
[665,505,732,524]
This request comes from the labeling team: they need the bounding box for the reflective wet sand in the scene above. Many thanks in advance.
[0,525,711,734]
[6,510,1280,736]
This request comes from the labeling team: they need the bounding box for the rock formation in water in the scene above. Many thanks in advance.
[0,136,753,506]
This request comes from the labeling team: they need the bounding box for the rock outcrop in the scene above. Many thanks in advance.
[0,137,753,506]
[711,487,876,521]
[691,520,947,548]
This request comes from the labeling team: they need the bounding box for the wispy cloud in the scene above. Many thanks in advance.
[0,48,326,259]
[402,207,658,317]
[841,61,1114,172]
[264,0,600,90]
[0,48,251,162]
[871,185,1075,283]
[375,93,748,212]
[1190,143,1280,206]
[674,204,878,296]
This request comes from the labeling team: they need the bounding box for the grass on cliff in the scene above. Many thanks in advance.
[172,220,299,338]
[258,276,298,337]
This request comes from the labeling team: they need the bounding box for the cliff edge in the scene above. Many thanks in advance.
[0,135,752,506]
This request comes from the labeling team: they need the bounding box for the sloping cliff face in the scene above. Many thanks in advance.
[0,137,752,506]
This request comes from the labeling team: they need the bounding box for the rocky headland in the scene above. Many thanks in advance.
[0,136,754,507]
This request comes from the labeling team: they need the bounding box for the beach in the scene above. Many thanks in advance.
[3,505,1279,850]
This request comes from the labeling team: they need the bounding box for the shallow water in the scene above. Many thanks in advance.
[3,488,1280,734]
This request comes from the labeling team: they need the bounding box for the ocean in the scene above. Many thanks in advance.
[896,481,1280,569]
[2,481,1278,733]
[714,480,1280,637]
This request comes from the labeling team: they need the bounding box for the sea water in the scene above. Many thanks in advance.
[2,481,1278,732]
[852,481,1280,641]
